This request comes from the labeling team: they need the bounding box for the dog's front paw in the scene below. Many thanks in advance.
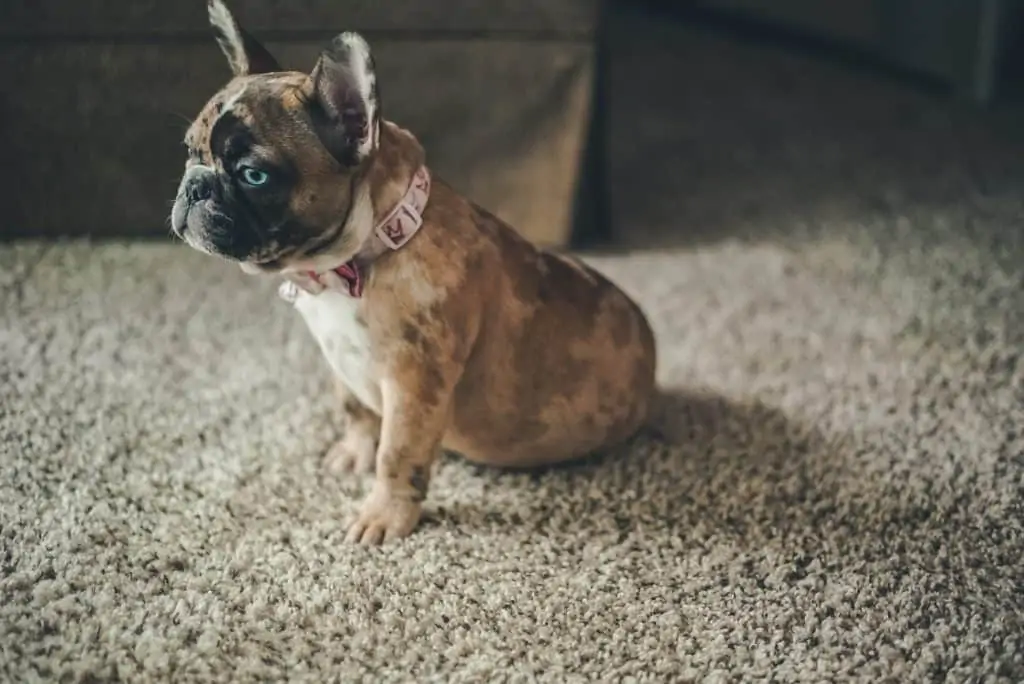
[345,487,422,545]
[323,430,376,476]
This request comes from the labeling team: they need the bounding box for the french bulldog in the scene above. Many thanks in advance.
[170,0,658,544]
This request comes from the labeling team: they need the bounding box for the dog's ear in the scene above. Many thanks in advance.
[308,32,381,166]
[207,0,281,76]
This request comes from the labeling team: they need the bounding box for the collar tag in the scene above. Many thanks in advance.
[279,271,325,302]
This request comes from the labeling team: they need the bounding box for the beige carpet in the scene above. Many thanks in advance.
[2,228,1022,681]
[3,6,1024,683]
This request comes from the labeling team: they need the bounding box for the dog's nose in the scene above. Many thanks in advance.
[183,166,216,203]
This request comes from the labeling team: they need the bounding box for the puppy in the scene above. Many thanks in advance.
[170,0,658,544]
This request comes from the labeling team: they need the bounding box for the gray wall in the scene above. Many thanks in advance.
[1,1,602,247]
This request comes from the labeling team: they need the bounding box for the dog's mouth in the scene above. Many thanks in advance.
[171,197,223,236]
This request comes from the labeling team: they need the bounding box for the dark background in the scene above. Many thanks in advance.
[2,0,1022,248]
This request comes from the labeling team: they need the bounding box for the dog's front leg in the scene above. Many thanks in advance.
[323,379,381,475]
[345,360,456,545]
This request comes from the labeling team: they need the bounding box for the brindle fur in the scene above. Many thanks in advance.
[174,0,657,544]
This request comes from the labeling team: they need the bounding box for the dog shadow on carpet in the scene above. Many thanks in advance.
[423,387,929,553]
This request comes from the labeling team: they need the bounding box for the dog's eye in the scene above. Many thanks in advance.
[239,166,270,187]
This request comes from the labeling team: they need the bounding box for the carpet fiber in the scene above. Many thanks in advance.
[3,6,1024,682]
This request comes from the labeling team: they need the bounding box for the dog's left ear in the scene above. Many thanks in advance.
[309,32,381,166]
[207,0,281,76]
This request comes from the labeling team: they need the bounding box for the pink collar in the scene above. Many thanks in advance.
[281,165,431,299]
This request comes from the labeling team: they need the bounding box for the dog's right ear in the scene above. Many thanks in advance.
[207,0,281,76]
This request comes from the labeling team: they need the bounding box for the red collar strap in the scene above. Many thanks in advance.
[280,165,431,300]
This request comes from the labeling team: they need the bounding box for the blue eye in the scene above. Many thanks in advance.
[240,166,270,186]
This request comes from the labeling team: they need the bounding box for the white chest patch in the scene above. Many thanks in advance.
[289,287,381,413]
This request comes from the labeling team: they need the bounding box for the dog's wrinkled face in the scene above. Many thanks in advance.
[170,0,381,273]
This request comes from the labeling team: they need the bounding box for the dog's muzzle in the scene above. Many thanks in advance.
[171,165,219,235]
[171,165,255,260]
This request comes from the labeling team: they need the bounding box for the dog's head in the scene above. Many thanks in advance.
[170,0,381,273]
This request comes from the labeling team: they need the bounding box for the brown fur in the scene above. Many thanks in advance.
[175,7,657,544]
[334,123,657,543]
